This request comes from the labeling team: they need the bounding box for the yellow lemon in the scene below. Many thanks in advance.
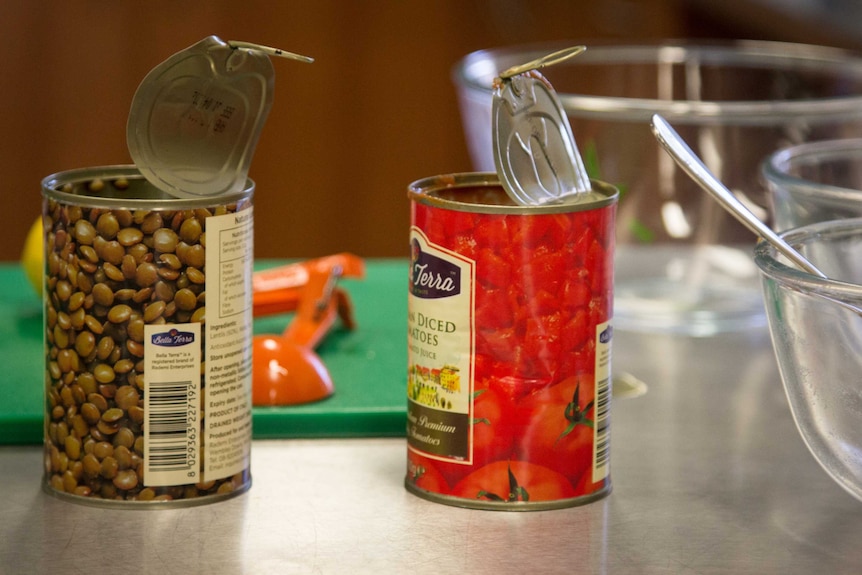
[20,217,43,297]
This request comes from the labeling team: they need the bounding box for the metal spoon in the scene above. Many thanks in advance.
[650,114,827,279]
[652,114,862,324]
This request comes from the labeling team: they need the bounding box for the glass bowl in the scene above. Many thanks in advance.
[454,41,862,336]
[755,218,862,502]
[763,138,862,232]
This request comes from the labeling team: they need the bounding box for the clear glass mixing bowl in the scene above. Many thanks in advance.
[455,41,862,336]
[755,218,862,502]
[763,138,862,232]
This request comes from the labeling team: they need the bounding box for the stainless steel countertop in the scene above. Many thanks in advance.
[3,326,862,574]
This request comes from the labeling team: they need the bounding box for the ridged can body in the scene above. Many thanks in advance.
[406,173,617,510]
[41,165,254,507]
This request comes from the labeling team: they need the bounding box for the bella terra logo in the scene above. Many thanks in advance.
[410,238,460,299]
[151,328,196,347]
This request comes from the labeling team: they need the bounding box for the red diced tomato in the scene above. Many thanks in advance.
[543,214,572,248]
[522,247,566,295]
[475,325,518,362]
[450,234,478,260]
[558,348,594,377]
[476,248,512,289]
[523,314,562,374]
[489,372,552,403]
[448,211,477,236]
[571,226,596,267]
[561,308,589,352]
[475,288,514,329]
[473,216,508,252]
[508,217,547,249]
[561,276,592,311]
[585,239,607,292]
[525,289,558,317]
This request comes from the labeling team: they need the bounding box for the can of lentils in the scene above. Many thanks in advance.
[41,165,254,506]
[405,173,617,510]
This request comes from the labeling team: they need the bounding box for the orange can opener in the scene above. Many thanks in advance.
[252,253,365,327]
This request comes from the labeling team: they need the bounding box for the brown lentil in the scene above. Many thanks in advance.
[100,456,119,479]
[99,241,126,266]
[117,227,144,246]
[114,469,139,491]
[88,178,105,193]
[114,427,135,450]
[75,332,96,358]
[81,403,101,424]
[96,212,120,239]
[174,288,197,311]
[93,364,115,384]
[114,386,139,411]
[139,212,163,235]
[143,301,166,323]
[107,304,132,324]
[64,436,82,461]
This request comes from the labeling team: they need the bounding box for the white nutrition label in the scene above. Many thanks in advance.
[142,208,254,486]
[203,208,254,481]
[592,321,612,484]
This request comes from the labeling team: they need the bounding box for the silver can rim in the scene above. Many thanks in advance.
[42,165,255,209]
[408,172,618,215]
[405,476,612,511]
[43,477,251,509]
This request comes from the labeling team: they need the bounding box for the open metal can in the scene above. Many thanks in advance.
[405,173,617,510]
[41,165,254,507]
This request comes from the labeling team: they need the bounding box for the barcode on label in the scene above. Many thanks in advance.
[592,374,611,482]
[144,379,199,486]
[592,321,612,483]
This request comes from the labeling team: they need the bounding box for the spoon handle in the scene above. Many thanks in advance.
[650,114,827,279]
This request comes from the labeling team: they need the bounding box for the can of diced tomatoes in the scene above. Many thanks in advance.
[405,172,617,510]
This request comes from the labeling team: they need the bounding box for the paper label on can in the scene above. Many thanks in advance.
[592,321,612,483]
[406,228,475,462]
[202,209,254,481]
[142,208,253,487]
[143,322,202,487]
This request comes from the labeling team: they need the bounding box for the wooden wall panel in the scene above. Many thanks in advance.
[0,0,685,260]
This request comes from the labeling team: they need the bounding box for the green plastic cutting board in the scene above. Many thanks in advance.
[0,260,409,445]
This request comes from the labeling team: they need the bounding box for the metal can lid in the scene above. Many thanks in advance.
[126,35,276,199]
[492,46,592,206]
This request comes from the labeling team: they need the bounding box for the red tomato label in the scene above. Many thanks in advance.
[407,183,615,506]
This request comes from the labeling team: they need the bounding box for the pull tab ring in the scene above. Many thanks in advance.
[499,45,586,80]
[228,40,314,63]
